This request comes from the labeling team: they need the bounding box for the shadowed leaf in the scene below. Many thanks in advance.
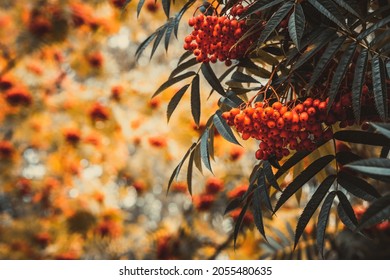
[288,4,305,49]
[275,155,335,212]
[338,171,381,201]
[191,74,201,126]
[317,191,337,258]
[352,48,368,123]
[337,191,358,231]
[358,194,390,229]
[295,175,336,249]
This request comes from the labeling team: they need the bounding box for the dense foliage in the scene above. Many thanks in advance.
[0,0,389,260]
[136,0,390,258]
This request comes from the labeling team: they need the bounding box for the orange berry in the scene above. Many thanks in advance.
[272,102,282,110]
[282,111,293,122]
[299,112,309,122]
[267,120,276,129]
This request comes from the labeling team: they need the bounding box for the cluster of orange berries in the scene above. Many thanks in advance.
[184,5,258,65]
[222,98,334,161]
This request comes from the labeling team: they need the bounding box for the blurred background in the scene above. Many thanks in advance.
[0,0,267,260]
[1,0,388,260]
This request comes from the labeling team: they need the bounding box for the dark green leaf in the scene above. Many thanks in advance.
[164,20,174,51]
[372,56,388,121]
[162,0,170,18]
[209,65,237,97]
[169,57,198,78]
[275,155,335,212]
[386,60,390,78]
[258,2,294,43]
[286,28,324,64]
[358,194,390,229]
[275,150,311,179]
[136,0,146,17]
[295,175,336,249]
[252,187,267,240]
[167,143,196,193]
[224,90,245,107]
[174,0,196,37]
[369,29,390,49]
[208,124,215,160]
[193,143,202,173]
[336,151,362,166]
[167,84,189,122]
[274,138,329,179]
[177,50,193,65]
[328,42,357,111]
[224,198,241,215]
[317,191,337,258]
[332,0,361,18]
[201,63,226,96]
[309,36,346,88]
[187,149,195,195]
[334,130,390,146]
[135,32,157,60]
[352,48,368,123]
[268,155,281,169]
[153,71,196,97]
[337,191,358,231]
[293,29,337,70]
[381,146,390,158]
[345,158,390,177]
[213,110,241,145]
[258,170,273,213]
[200,129,213,173]
[288,4,305,49]
[370,122,390,139]
[308,0,348,29]
[357,16,390,40]
[240,0,285,19]
[150,27,166,59]
[234,203,249,247]
[263,161,282,191]
[191,74,201,126]
[230,71,260,84]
